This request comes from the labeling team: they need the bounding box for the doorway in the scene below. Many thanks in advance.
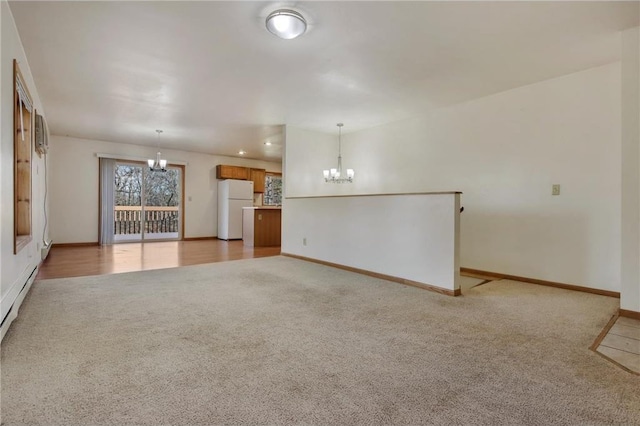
[112,162,182,242]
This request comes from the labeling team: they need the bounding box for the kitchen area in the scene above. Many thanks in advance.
[216,165,282,247]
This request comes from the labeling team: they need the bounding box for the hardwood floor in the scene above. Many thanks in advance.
[36,240,281,280]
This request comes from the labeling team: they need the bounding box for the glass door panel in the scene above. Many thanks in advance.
[112,162,181,243]
[144,167,181,240]
[114,163,143,242]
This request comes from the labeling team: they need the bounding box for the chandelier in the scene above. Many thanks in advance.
[323,123,354,183]
[148,129,167,172]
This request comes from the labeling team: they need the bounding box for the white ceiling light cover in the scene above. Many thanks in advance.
[266,9,307,40]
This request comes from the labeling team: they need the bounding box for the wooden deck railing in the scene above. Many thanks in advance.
[114,206,179,235]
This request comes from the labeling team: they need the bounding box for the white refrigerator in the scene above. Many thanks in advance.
[218,179,254,240]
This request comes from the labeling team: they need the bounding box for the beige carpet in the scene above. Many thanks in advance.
[1,256,638,425]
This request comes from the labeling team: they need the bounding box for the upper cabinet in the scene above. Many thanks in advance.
[250,168,266,193]
[216,165,250,180]
[216,165,268,193]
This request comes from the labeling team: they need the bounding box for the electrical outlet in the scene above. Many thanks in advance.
[552,184,560,196]
[303,237,307,246]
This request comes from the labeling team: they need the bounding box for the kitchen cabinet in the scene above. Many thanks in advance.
[250,168,266,193]
[216,165,250,180]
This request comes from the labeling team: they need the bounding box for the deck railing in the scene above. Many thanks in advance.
[114,206,179,235]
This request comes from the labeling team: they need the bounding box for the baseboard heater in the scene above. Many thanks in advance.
[0,266,38,341]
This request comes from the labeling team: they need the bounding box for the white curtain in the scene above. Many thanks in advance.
[99,158,116,245]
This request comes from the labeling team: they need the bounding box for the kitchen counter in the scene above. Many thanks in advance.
[242,207,281,247]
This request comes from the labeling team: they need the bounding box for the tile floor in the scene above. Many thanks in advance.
[596,316,640,374]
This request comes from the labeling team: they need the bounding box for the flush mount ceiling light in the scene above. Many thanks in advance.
[266,9,307,40]
[148,130,167,172]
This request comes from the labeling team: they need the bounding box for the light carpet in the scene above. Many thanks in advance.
[1,256,638,425]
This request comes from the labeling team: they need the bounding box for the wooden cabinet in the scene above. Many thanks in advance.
[216,165,249,180]
[216,165,266,193]
[250,168,266,193]
[242,208,281,247]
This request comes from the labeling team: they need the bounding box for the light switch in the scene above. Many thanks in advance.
[552,184,560,196]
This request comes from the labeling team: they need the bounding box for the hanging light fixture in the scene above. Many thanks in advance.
[148,130,167,172]
[265,9,307,40]
[323,123,354,183]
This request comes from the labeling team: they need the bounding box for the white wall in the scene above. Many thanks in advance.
[1,1,4,286]
[621,27,640,313]
[1,1,50,325]
[49,136,281,243]
[285,63,621,292]
[284,127,338,198]
[282,193,461,292]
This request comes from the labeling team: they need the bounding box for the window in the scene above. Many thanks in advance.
[263,174,282,206]
[14,60,33,254]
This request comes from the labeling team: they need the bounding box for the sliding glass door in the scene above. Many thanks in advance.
[143,166,180,240]
[113,162,181,242]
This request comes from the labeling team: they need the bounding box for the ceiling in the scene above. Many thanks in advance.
[9,1,639,161]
